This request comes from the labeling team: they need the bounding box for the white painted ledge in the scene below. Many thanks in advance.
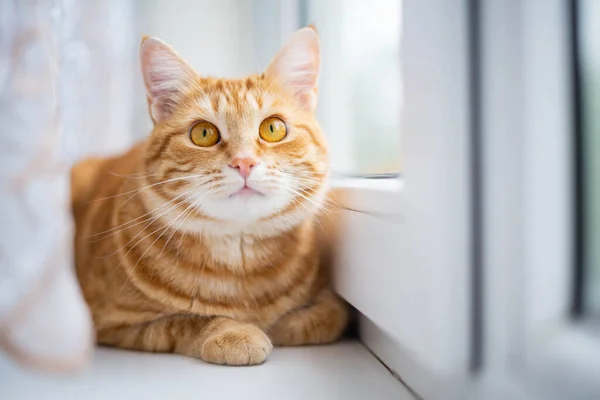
[1,340,414,400]
[331,177,403,217]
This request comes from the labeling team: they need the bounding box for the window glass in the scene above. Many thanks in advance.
[304,0,403,175]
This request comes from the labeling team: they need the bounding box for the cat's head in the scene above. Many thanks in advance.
[139,27,328,234]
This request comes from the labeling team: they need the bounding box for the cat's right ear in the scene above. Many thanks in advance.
[140,36,197,124]
[265,26,320,111]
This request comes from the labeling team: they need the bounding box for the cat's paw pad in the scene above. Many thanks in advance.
[200,324,273,366]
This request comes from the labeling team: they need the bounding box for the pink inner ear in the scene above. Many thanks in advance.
[288,55,319,87]
[287,58,319,110]
[145,66,183,121]
[148,72,180,103]
[140,38,195,123]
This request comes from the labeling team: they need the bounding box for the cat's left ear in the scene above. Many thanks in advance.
[140,36,198,124]
[265,26,320,111]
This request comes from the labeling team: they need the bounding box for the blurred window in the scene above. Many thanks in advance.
[577,0,600,314]
[303,0,403,175]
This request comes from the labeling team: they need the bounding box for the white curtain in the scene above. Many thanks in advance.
[0,0,136,372]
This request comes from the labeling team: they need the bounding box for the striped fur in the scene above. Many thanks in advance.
[72,28,348,365]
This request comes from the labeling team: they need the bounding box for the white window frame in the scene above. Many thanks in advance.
[480,0,600,399]
[323,0,600,399]
[329,1,474,398]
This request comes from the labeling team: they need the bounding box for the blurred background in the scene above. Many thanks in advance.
[580,0,600,314]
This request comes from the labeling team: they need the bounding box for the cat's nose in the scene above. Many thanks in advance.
[229,157,258,179]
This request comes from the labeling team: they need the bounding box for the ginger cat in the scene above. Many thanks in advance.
[71,27,349,365]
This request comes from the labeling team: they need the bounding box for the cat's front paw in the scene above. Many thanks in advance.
[199,323,273,366]
[269,290,349,346]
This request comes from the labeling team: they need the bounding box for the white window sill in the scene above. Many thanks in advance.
[1,340,414,400]
[521,321,600,399]
[331,177,403,217]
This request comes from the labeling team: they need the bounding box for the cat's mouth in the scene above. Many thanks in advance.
[229,185,263,198]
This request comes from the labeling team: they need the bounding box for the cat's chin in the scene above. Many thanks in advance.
[200,193,291,223]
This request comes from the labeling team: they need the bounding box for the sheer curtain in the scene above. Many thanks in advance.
[0,0,136,371]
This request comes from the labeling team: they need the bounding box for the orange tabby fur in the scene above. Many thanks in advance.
[72,27,348,365]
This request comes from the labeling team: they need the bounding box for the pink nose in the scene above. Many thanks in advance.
[229,157,258,179]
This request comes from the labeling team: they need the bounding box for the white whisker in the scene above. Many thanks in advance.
[86,173,208,204]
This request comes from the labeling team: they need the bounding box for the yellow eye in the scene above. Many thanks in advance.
[190,121,220,147]
[259,117,287,143]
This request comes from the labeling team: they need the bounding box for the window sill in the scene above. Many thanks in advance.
[521,321,600,399]
[331,176,403,217]
[0,340,414,400]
